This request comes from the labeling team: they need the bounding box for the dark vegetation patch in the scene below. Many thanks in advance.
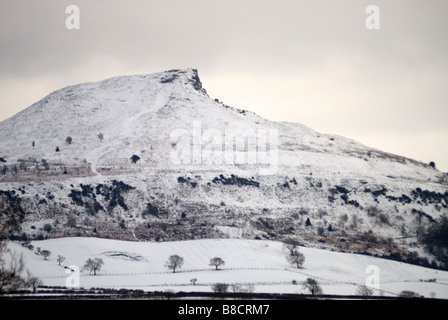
[362,186,447,207]
[212,174,260,187]
[177,176,198,188]
[68,180,134,213]
[0,189,26,229]
[411,188,448,207]
[329,185,360,207]
[142,202,165,219]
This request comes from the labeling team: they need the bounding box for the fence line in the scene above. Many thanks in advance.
[98,280,295,289]
[40,265,448,291]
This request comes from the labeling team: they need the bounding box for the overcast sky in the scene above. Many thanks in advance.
[1,0,447,171]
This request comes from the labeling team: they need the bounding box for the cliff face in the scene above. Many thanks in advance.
[1,69,447,268]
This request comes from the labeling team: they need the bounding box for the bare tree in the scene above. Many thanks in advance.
[209,257,225,270]
[83,258,104,275]
[164,255,184,273]
[286,248,305,268]
[27,275,43,293]
[245,284,255,295]
[283,242,299,255]
[356,285,374,299]
[0,216,28,294]
[231,283,255,299]
[57,255,65,266]
[0,252,27,294]
[190,278,198,286]
[303,278,323,296]
[231,283,242,294]
[212,282,229,298]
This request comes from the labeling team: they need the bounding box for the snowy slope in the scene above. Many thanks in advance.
[0,68,447,270]
[6,237,448,298]
[0,68,442,179]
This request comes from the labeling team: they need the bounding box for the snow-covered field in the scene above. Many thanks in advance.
[6,237,448,299]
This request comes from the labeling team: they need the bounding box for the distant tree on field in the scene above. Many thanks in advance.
[356,285,374,299]
[303,278,323,296]
[230,283,255,298]
[57,255,65,266]
[209,257,225,270]
[27,276,43,293]
[83,258,104,275]
[97,133,104,143]
[190,278,198,286]
[41,250,51,260]
[245,283,255,295]
[66,136,73,144]
[212,283,229,297]
[286,248,305,268]
[164,255,184,273]
[231,283,242,294]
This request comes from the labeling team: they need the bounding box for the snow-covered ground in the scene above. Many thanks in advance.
[6,237,448,299]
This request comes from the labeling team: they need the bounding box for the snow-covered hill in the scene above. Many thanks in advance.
[6,237,448,298]
[0,68,447,270]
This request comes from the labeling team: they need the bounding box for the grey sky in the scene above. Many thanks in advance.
[1,0,447,171]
